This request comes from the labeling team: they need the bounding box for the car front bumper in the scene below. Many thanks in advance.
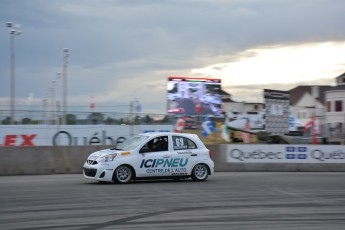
[83,162,117,182]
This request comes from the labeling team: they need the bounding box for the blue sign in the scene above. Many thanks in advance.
[286,154,296,159]
[298,154,307,159]
[298,147,307,152]
[286,147,295,152]
[285,146,308,160]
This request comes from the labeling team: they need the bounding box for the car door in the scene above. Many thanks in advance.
[136,135,172,177]
[170,135,200,176]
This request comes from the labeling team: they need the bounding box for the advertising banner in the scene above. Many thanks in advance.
[0,125,172,146]
[227,144,345,163]
[264,89,290,135]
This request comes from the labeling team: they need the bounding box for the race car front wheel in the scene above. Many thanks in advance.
[191,164,209,181]
[113,165,133,184]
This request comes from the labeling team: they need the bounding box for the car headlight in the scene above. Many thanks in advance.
[101,153,117,162]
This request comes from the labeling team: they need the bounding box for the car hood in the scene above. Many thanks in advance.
[89,149,119,158]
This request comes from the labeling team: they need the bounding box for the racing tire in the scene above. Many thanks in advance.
[113,165,133,184]
[191,164,209,182]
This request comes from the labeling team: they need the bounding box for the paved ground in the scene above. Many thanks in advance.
[1,172,345,230]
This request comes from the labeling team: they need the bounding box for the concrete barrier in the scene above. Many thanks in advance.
[0,144,344,176]
[0,145,110,175]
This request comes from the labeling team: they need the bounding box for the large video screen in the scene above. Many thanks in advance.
[167,76,222,117]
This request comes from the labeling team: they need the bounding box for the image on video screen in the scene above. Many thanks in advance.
[167,76,222,117]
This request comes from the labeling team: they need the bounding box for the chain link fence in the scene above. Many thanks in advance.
[2,107,343,145]
[0,107,232,145]
[0,107,173,125]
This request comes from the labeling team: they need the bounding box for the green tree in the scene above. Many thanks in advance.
[22,118,32,124]
[144,115,153,123]
[2,117,12,125]
[161,115,171,123]
[87,112,104,124]
[134,115,141,124]
[65,113,77,124]
[119,118,125,124]
[104,117,114,125]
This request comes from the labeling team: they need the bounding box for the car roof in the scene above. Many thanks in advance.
[140,132,199,139]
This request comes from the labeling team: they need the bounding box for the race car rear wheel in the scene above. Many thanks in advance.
[113,165,133,184]
[191,164,208,181]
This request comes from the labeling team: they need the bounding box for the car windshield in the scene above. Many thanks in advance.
[112,135,149,151]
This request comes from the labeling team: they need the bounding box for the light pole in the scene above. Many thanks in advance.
[56,73,61,125]
[130,101,134,137]
[6,22,22,124]
[42,95,48,125]
[62,48,69,125]
[50,80,56,124]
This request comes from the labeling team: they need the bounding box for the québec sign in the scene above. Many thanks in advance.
[0,125,172,146]
[227,144,345,163]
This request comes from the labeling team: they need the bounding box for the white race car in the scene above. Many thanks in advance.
[83,132,214,183]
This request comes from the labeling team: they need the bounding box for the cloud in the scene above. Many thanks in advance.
[225,77,337,103]
[1,0,345,115]
[192,41,345,86]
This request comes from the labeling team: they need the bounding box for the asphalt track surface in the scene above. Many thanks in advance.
[1,172,345,230]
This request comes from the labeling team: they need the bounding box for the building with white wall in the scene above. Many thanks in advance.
[325,72,345,139]
[289,85,332,131]
[221,89,263,114]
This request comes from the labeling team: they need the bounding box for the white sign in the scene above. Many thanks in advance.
[270,104,284,116]
[227,144,345,163]
[226,111,265,131]
[0,125,172,146]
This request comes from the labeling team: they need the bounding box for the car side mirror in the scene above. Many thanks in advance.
[139,147,150,153]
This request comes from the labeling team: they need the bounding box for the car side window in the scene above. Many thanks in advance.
[140,136,169,153]
[172,136,197,150]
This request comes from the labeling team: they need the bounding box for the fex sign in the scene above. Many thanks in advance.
[1,134,37,146]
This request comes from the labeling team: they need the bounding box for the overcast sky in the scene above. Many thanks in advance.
[1,0,345,115]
